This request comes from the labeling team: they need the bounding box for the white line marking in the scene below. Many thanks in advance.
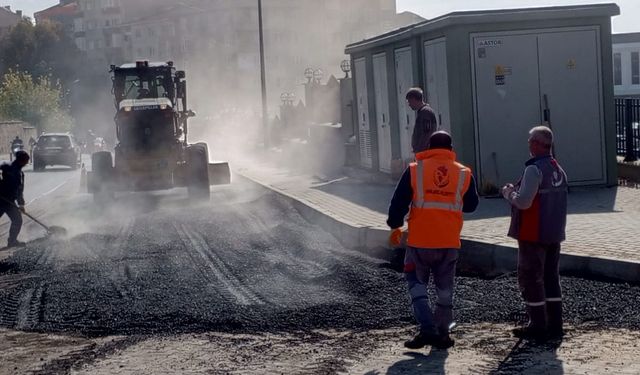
[27,180,70,206]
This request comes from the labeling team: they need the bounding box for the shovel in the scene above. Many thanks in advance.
[0,197,67,238]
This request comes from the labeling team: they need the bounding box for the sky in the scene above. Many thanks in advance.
[6,0,638,33]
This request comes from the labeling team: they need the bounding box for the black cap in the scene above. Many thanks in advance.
[14,150,30,162]
[429,131,453,150]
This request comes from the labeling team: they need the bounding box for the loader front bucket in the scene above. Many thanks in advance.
[208,162,231,185]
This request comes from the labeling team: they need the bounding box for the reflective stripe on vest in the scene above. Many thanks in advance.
[413,160,468,212]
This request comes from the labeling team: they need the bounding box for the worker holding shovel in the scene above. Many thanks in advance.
[0,150,29,248]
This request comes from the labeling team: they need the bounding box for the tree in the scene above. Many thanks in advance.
[0,70,74,133]
[0,19,82,88]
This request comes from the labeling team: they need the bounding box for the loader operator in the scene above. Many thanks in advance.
[0,150,29,248]
[387,131,479,350]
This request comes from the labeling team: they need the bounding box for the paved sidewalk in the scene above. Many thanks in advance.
[238,161,640,265]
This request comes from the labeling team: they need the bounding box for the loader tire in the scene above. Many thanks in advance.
[33,158,45,172]
[187,143,210,201]
[91,151,114,204]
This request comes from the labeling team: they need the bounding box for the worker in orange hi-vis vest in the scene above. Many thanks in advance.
[387,131,479,350]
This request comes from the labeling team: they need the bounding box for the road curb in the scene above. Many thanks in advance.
[239,172,640,284]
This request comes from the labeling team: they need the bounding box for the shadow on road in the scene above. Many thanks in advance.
[490,337,564,374]
[368,350,448,375]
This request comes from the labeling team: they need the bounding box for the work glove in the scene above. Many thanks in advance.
[18,205,25,214]
[389,228,403,248]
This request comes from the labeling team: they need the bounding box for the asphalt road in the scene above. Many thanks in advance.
[0,162,639,374]
[0,175,413,335]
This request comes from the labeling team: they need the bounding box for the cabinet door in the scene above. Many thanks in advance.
[373,53,392,173]
[473,34,541,189]
[355,58,372,168]
[424,39,451,132]
[395,47,415,161]
[538,29,605,184]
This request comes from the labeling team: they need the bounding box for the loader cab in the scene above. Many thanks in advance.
[112,61,178,107]
[111,61,191,150]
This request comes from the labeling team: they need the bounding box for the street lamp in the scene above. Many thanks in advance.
[340,59,351,78]
[304,68,314,83]
[313,69,323,84]
[281,93,295,106]
[258,0,268,148]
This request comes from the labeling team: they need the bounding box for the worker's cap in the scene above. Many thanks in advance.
[14,150,30,162]
[429,131,453,150]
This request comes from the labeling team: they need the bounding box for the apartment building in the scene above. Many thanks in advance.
[0,5,23,36]
[119,0,421,110]
[34,1,78,35]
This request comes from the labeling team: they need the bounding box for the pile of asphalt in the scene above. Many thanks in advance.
[0,182,638,337]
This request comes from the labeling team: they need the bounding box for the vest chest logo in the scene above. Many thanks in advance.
[433,166,450,188]
[552,170,564,187]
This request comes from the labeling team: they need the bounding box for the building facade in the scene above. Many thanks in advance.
[613,32,640,98]
[67,0,420,113]
[0,6,23,36]
[34,0,78,36]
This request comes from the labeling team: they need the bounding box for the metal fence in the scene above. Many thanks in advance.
[615,98,640,161]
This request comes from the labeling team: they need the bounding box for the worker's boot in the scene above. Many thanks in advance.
[404,332,440,349]
[433,335,455,350]
[546,301,564,339]
[513,305,547,341]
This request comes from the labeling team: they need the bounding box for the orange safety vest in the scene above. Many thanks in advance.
[407,149,472,249]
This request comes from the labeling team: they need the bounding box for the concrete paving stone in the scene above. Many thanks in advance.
[238,162,640,266]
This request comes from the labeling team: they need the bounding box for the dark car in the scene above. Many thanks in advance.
[32,133,81,171]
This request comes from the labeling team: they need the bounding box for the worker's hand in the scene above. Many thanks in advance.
[18,205,25,214]
[501,184,515,200]
[389,228,403,248]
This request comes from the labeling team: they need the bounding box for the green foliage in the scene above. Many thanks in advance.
[0,19,81,86]
[0,70,74,132]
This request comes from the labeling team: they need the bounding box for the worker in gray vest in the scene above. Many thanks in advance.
[501,126,568,341]
[406,88,437,154]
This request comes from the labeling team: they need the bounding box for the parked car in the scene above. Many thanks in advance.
[32,133,82,171]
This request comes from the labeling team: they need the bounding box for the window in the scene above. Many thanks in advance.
[37,136,71,148]
[614,53,622,86]
[114,72,173,102]
[632,52,640,85]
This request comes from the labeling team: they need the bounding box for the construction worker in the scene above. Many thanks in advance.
[9,136,24,161]
[501,126,568,341]
[0,150,29,248]
[406,88,438,154]
[387,131,479,349]
[28,136,36,160]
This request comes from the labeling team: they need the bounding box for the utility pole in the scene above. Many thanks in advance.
[258,0,269,149]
